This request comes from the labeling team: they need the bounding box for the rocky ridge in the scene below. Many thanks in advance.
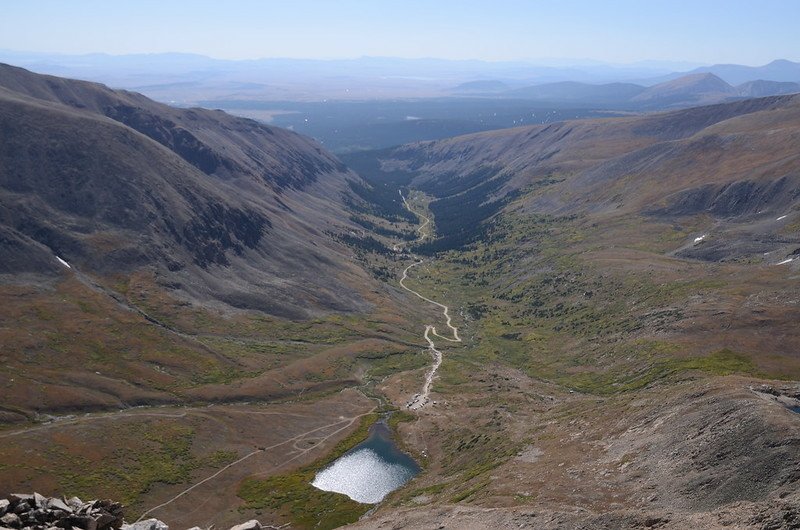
[0,495,279,530]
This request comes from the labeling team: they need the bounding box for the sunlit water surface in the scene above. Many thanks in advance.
[311,419,420,504]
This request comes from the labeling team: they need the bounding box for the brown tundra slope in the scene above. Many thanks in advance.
[344,95,800,529]
[0,64,420,421]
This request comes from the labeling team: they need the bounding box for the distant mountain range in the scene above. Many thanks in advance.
[684,58,800,85]
[458,72,800,109]
[1,50,798,103]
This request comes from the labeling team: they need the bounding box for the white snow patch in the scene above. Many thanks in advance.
[693,234,707,244]
[56,256,71,269]
[776,257,796,265]
[777,215,788,221]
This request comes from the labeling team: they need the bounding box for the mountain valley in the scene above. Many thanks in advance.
[1,63,800,530]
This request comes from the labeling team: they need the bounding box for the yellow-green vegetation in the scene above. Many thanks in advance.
[0,259,424,422]
[398,481,450,503]
[359,349,429,379]
[386,410,417,431]
[404,206,789,397]
[238,413,380,530]
[5,421,237,515]
[563,348,761,394]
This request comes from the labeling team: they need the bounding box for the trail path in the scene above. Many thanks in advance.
[398,191,461,410]
[135,408,376,522]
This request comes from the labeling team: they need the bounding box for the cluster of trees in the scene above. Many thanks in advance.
[337,232,393,255]
[349,215,415,241]
[415,165,501,197]
[341,151,416,222]
[342,152,517,255]
[415,173,517,254]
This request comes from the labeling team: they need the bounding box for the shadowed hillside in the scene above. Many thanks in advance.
[0,63,375,317]
[0,66,423,426]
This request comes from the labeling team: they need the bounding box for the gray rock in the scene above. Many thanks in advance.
[120,519,168,530]
[68,514,98,530]
[66,498,84,511]
[33,493,48,510]
[228,520,261,530]
[46,499,72,514]
[95,513,119,529]
[7,495,32,505]
[29,508,48,522]
[0,500,9,516]
[0,513,20,527]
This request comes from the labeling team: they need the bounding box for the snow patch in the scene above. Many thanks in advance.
[777,215,788,221]
[693,234,707,244]
[55,256,71,269]
[776,257,796,266]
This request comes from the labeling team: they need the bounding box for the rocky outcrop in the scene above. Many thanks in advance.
[0,495,275,530]
[0,494,123,530]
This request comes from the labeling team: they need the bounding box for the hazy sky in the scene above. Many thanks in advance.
[2,0,798,65]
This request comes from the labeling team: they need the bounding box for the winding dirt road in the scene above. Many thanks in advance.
[398,191,461,410]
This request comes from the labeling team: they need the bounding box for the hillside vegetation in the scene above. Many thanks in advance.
[343,94,800,528]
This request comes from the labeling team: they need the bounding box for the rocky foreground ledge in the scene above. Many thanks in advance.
[0,494,276,530]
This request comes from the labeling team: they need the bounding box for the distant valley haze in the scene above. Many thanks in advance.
[2,1,798,152]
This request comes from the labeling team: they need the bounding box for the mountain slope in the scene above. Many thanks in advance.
[631,73,736,108]
[0,65,426,426]
[343,92,800,530]
[0,63,373,317]
[736,79,800,97]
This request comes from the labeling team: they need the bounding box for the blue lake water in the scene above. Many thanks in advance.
[311,418,420,504]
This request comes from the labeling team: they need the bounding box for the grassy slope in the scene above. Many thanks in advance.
[347,153,800,517]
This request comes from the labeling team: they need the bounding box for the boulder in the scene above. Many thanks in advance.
[0,513,20,528]
[66,498,84,511]
[48,498,73,514]
[228,520,261,530]
[120,519,168,530]
[68,514,98,530]
[7,495,32,505]
[34,493,49,509]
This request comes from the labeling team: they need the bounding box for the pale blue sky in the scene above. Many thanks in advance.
[1,0,798,65]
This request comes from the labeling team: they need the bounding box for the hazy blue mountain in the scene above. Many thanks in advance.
[504,81,646,105]
[0,50,695,102]
[691,59,800,85]
[451,80,510,93]
[736,79,800,97]
[631,73,736,108]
